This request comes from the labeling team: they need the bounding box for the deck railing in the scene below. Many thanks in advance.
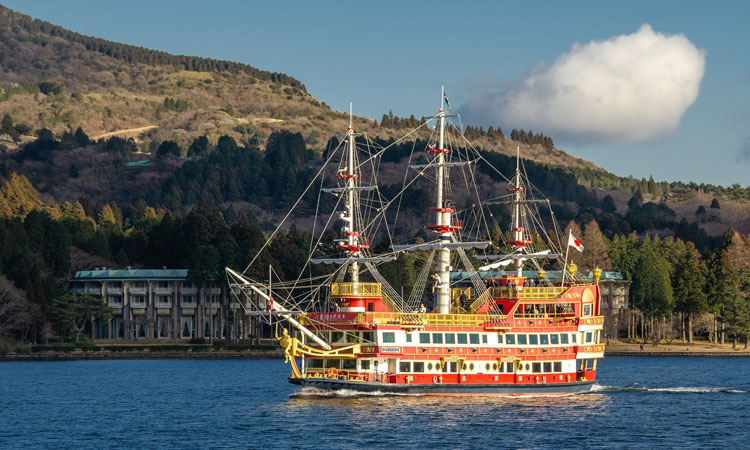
[331,282,382,297]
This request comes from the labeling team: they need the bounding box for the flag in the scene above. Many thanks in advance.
[568,231,584,252]
[444,93,451,110]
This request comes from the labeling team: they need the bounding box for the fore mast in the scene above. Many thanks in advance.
[341,104,362,290]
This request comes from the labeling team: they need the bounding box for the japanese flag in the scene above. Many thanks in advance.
[568,232,584,252]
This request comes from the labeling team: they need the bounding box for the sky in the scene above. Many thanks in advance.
[3,0,750,187]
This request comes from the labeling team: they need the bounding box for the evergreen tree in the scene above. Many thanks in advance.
[631,248,673,344]
[673,242,707,342]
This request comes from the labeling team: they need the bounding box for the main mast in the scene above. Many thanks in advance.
[434,88,451,314]
[344,104,360,287]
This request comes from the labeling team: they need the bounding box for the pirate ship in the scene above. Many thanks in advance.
[226,90,604,395]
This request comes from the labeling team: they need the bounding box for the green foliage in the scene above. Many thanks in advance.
[156,140,181,158]
[48,294,112,342]
[37,81,64,96]
[631,248,673,319]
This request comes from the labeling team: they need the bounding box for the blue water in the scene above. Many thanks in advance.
[1,357,749,449]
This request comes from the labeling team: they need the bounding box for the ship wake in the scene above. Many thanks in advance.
[591,384,746,394]
[291,387,423,398]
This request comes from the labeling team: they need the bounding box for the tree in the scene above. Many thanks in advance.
[710,198,721,209]
[580,220,612,270]
[673,242,707,342]
[601,195,617,214]
[156,140,181,158]
[631,249,673,344]
[48,294,112,342]
[720,268,750,349]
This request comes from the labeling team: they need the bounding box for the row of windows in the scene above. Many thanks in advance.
[307,359,570,374]
[382,332,590,346]
[107,295,222,306]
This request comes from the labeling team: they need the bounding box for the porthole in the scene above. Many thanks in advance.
[485,363,490,371]
[493,363,498,371]
[462,363,467,370]
[525,363,531,371]
[469,363,475,371]
[427,362,433,371]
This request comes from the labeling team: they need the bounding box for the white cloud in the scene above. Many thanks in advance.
[460,24,706,143]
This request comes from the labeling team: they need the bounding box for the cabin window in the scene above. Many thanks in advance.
[307,359,324,368]
[367,302,374,312]
[572,333,577,344]
[508,362,516,373]
[413,362,425,373]
[550,334,559,345]
[432,333,443,344]
[482,335,488,344]
[583,304,592,316]
[585,332,593,344]
[457,333,468,344]
[399,362,411,373]
[419,333,430,344]
[382,332,396,344]
[560,333,569,344]
[543,362,552,373]
[497,334,504,345]
[498,363,505,373]
[539,334,549,345]
[469,334,480,345]
[405,333,412,343]
[342,359,356,369]
[331,332,344,343]
[444,333,455,344]
[360,360,371,370]
[325,359,341,369]
[529,334,539,345]
[347,332,360,344]
[517,334,528,346]
[362,332,374,343]
[532,362,542,373]
[506,334,515,345]
[554,362,562,372]
[450,362,458,372]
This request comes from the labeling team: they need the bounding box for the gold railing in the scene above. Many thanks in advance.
[516,286,566,299]
[579,316,605,326]
[331,282,382,297]
[356,311,501,328]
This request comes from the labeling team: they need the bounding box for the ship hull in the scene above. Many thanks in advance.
[290,377,596,395]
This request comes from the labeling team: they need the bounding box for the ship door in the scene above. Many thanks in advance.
[388,359,397,374]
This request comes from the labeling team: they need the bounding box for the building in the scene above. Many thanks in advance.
[69,268,263,342]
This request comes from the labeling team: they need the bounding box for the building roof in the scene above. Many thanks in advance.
[72,269,189,281]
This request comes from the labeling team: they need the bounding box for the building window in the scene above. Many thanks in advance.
[157,317,170,338]
[107,295,123,306]
[156,295,171,306]
[210,295,220,305]
[181,317,194,338]
[183,281,194,288]
[132,281,146,289]
[182,295,196,306]
[113,317,124,338]
[131,295,146,306]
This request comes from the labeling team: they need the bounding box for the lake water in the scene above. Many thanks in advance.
[1,357,749,449]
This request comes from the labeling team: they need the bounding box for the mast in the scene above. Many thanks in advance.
[512,146,524,277]
[435,87,451,314]
[345,103,359,287]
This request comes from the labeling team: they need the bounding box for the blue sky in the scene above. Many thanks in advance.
[4,0,750,187]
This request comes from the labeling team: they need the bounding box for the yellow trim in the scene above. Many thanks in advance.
[331,282,382,297]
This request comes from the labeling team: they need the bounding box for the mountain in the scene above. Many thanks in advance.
[0,3,747,239]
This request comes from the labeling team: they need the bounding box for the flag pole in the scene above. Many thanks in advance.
[561,230,571,289]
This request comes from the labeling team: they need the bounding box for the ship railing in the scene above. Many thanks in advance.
[331,282,382,297]
[356,311,504,327]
